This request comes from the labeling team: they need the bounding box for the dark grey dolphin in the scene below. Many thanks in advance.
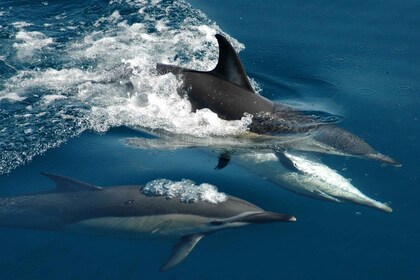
[157,34,399,166]
[0,173,295,271]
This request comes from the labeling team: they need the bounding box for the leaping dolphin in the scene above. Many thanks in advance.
[0,173,295,271]
[157,34,399,166]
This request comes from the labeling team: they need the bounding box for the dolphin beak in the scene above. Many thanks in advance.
[239,212,296,224]
[367,153,401,167]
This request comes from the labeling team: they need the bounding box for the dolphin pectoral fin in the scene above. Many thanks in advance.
[312,189,342,203]
[215,157,230,170]
[160,233,206,272]
[215,151,231,170]
[274,151,302,174]
[41,173,102,192]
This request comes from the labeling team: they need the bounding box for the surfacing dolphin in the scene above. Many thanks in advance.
[0,173,295,271]
[157,34,399,166]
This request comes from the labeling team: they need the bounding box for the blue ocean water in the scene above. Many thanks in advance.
[0,0,419,279]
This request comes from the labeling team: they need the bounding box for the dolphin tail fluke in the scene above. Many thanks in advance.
[160,233,206,272]
[366,153,401,167]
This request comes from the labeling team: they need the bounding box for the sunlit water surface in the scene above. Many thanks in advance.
[0,0,419,279]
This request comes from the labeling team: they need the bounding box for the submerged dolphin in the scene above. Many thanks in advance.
[234,151,392,213]
[157,34,399,166]
[0,173,295,271]
[123,137,392,213]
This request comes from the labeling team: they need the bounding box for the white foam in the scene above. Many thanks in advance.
[11,68,98,91]
[12,21,33,28]
[24,128,33,134]
[94,10,122,27]
[0,0,253,174]
[0,92,26,102]
[13,30,53,60]
[42,94,67,105]
[55,5,248,137]
[141,179,228,204]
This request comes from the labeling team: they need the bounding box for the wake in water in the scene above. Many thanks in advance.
[0,0,252,174]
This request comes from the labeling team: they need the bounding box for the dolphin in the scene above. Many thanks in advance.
[122,137,392,213]
[0,173,295,271]
[156,34,399,166]
[234,151,392,213]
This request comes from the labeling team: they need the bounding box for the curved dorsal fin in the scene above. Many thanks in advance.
[41,172,102,192]
[210,34,255,92]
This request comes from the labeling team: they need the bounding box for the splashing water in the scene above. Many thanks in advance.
[0,0,251,174]
[141,178,228,204]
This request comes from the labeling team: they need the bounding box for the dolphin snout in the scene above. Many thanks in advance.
[366,153,401,167]
[239,212,296,224]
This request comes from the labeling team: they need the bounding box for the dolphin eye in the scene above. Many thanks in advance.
[210,221,224,226]
[124,200,134,205]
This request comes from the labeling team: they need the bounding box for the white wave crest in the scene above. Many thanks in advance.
[13,30,53,60]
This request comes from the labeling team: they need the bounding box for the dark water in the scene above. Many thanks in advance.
[0,0,419,279]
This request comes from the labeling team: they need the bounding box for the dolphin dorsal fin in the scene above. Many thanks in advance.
[160,233,206,271]
[210,34,255,92]
[41,172,102,192]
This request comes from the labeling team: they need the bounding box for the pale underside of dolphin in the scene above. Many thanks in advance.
[124,137,392,213]
[156,34,400,167]
[0,173,295,271]
[235,151,392,213]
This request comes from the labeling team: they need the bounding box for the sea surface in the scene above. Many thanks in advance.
[0,0,419,279]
